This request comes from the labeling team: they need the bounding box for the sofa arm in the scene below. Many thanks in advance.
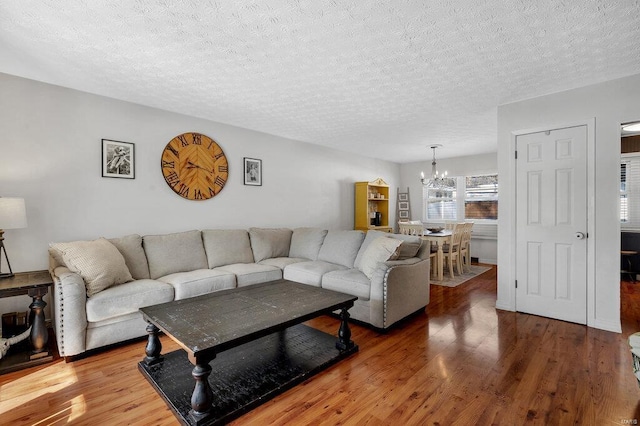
[52,266,88,357]
[368,257,430,329]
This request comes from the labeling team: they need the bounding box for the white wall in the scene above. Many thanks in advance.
[400,152,498,263]
[497,72,640,333]
[0,73,400,314]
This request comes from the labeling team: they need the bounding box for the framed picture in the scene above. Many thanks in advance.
[399,201,409,210]
[399,193,408,201]
[244,157,262,186]
[399,210,410,219]
[102,139,135,179]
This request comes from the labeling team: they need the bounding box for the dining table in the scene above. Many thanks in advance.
[420,230,453,281]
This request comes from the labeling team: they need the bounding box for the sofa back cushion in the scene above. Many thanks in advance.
[289,227,328,260]
[317,230,365,268]
[143,230,208,279]
[109,234,150,280]
[202,229,255,268]
[248,228,292,262]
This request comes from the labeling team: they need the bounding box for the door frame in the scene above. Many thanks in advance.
[506,118,596,326]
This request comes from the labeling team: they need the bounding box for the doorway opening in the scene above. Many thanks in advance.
[620,120,640,335]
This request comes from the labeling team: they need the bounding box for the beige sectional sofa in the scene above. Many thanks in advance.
[49,227,430,359]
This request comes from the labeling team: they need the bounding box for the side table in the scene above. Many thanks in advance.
[0,270,55,374]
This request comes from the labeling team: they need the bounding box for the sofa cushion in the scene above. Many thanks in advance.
[158,269,236,300]
[249,228,292,262]
[258,257,308,269]
[317,230,365,268]
[143,230,208,279]
[202,229,254,268]
[283,260,348,287]
[215,263,282,287]
[289,228,328,260]
[322,269,371,301]
[86,279,174,322]
[358,237,402,279]
[109,234,150,280]
[50,238,133,297]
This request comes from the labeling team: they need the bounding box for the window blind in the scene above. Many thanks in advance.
[621,156,640,229]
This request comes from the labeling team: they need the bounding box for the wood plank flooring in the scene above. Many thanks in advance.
[1,266,639,425]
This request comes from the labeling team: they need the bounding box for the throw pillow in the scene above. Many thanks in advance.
[359,237,403,280]
[50,238,133,297]
[353,230,389,269]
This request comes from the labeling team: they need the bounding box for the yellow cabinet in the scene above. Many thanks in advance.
[354,178,392,233]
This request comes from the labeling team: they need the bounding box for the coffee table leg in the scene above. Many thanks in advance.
[189,359,213,422]
[144,322,163,365]
[336,306,355,351]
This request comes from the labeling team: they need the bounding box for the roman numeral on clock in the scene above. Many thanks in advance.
[192,134,202,145]
[194,189,203,200]
[177,184,189,198]
[162,160,174,168]
[167,145,179,157]
[177,135,189,147]
[218,165,228,172]
[214,176,226,187]
[214,152,225,160]
[165,171,180,187]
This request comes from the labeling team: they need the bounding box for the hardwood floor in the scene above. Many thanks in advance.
[1,266,639,425]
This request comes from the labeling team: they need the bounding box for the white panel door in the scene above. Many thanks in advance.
[515,126,588,324]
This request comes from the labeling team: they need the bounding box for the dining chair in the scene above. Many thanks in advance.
[398,221,426,236]
[442,222,464,278]
[459,222,474,272]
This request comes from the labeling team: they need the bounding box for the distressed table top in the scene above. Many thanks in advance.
[140,279,357,359]
[0,270,52,297]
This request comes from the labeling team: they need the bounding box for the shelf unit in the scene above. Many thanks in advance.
[354,178,392,233]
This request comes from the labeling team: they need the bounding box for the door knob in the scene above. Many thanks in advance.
[575,232,586,240]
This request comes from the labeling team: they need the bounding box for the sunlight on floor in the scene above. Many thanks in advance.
[0,362,85,422]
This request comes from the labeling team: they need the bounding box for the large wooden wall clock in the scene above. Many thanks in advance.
[161,132,229,200]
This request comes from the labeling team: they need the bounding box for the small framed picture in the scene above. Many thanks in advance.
[399,193,408,201]
[399,201,409,210]
[244,157,262,186]
[399,210,410,219]
[102,139,135,179]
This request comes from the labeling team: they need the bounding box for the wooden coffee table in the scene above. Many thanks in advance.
[138,279,358,426]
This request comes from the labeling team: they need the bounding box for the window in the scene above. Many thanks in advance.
[465,175,498,220]
[620,155,640,228]
[423,174,498,222]
[424,178,457,220]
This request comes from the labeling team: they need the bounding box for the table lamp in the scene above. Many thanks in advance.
[0,197,27,278]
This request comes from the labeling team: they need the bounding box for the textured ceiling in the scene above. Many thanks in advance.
[1,1,640,163]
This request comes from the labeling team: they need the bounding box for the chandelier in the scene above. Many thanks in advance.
[420,145,448,188]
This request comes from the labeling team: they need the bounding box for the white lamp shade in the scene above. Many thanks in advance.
[0,198,27,229]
